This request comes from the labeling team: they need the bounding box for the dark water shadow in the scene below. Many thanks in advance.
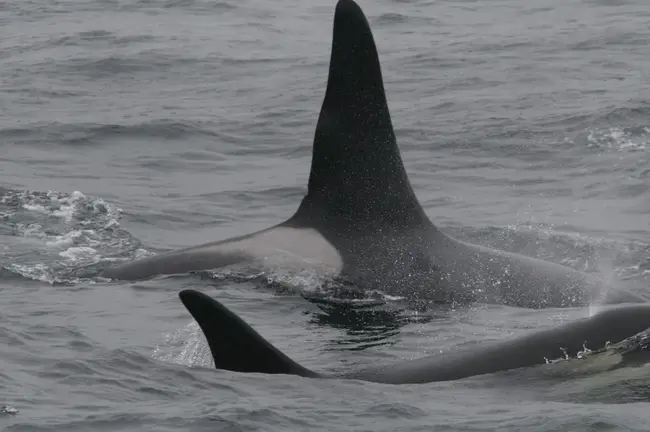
[300,281,459,351]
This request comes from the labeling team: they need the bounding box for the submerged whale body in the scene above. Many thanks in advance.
[179,289,650,384]
[102,0,644,308]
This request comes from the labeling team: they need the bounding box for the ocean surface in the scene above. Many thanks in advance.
[2,0,650,430]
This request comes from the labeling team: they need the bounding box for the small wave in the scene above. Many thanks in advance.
[0,188,137,284]
[198,264,331,297]
[0,189,120,228]
[153,320,215,368]
[56,30,156,48]
[141,0,236,14]
[1,405,18,416]
[1,120,218,146]
[33,346,214,405]
[375,13,408,25]
[586,126,648,152]
[61,52,201,78]
[569,30,648,51]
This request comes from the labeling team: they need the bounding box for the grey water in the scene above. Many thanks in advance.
[1,0,650,430]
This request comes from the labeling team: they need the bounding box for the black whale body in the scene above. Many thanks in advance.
[101,0,646,309]
[179,289,650,385]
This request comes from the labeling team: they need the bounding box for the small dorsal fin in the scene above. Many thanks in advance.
[294,0,431,230]
[178,290,319,378]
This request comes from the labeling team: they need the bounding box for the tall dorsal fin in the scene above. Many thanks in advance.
[293,0,431,230]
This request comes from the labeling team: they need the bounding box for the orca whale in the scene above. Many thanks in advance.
[102,0,645,308]
[178,289,650,384]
